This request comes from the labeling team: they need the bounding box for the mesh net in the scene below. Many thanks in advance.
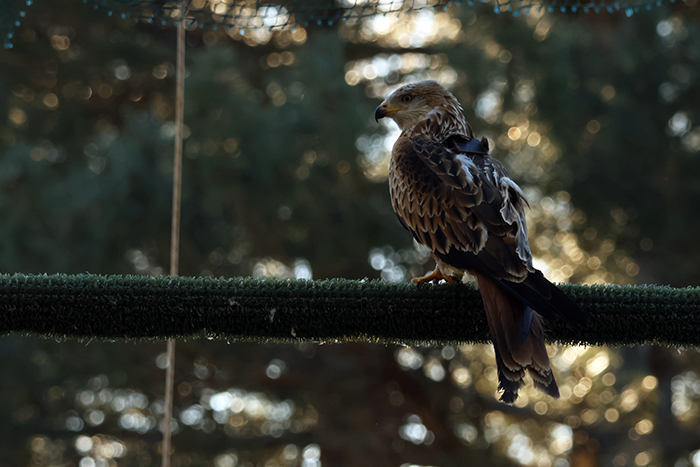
[1,0,691,49]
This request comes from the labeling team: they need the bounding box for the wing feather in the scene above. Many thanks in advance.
[389,113,586,325]
[391,128,531,269]
[386,96,586,403]
[389,89,587,403]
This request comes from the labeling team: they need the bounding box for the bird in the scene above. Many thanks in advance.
[375,80,586,404]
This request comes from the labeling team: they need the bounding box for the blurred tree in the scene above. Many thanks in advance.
[2,0,700,466]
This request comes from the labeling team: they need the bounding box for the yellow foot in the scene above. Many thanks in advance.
[411,267,457,285]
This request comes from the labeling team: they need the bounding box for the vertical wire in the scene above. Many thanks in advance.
[162,2,186,466]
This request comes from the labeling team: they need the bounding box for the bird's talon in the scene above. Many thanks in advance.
[411,267,455,285]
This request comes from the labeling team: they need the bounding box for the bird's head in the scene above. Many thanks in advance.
[375,80,461,131]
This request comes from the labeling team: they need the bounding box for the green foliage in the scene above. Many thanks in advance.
[528,13,700,286]
[3,0,700,466]
[0,9,409,279]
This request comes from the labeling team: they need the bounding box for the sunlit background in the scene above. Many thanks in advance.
[2,0,700,465]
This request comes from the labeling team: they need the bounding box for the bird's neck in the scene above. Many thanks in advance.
[403,104,472,140]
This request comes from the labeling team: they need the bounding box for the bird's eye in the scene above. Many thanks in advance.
[401,95,412,103]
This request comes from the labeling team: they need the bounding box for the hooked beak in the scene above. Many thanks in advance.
[375,101,405,123]
[374,103,388,123]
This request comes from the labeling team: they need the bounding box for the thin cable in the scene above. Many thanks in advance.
[162,3,186,466]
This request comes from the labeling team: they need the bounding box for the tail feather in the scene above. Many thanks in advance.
[476,272,559,403]
[494,344,525,404]
[519,305,534,344]
[529,368,559,398]
[497,271,587,327]
[434,249,587,327]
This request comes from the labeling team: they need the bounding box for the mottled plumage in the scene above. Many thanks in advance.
[375,80,586,403]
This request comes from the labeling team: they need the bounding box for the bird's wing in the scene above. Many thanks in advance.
[390,128,586,326]
[391,130,532,277]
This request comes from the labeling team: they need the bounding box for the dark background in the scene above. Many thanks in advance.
[1,1,700,465]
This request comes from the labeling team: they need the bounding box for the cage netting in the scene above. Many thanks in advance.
[2,0,693,49]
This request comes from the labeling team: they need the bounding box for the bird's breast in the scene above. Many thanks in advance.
[389,138,446,212]
[388,137,461,253]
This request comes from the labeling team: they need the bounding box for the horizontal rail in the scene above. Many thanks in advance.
[0,274,697,347]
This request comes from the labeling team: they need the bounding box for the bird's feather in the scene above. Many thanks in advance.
[435,247,587,327]
[475,272,558,403]
[383,81,586,403]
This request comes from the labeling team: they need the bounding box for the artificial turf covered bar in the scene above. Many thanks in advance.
[0,273,698,347]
